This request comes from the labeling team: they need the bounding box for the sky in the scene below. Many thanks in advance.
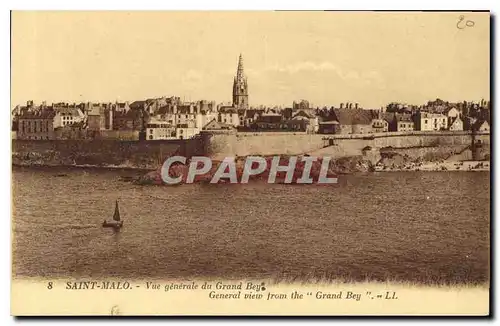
[11,11,490,109]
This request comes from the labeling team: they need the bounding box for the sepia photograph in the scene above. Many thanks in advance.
[10,10,491,316]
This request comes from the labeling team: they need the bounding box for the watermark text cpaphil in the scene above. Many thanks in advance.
[160,156,338,185]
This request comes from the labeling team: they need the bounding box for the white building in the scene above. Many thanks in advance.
[146,117,176,140]
[445,107,460,119]
[175,125,200,139]
[417,112,448,131]
[218,106,241,127]
[196,111,218,130]
[147,101,220,139]
[53,106,85,128]
[448,117,464,131]
[473,120,490,132]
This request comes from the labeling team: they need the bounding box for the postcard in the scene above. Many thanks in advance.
[10,10,490,316]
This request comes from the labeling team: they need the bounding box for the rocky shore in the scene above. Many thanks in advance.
[131,154,489,186]
[375,160,490,172]
[133,156,345,186]
[372,150,490,172]
[13,151,489,186]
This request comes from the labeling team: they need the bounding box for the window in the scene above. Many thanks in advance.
[424,119,428,124]
[149,135,153,140]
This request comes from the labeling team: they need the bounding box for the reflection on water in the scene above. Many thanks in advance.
[12,166,490,284]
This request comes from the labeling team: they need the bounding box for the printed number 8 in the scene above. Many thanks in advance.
[47,282,53,289]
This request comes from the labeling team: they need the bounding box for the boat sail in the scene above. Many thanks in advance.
[103,200,124,228]
[113,200,121,221]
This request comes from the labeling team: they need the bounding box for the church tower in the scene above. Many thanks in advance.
[232,54,248,109]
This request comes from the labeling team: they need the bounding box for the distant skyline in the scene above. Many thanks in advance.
[11,11,490,108]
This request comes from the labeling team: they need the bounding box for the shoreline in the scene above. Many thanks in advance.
[12,161,490,173]
[11,163,152,173]
[374,160,490,172]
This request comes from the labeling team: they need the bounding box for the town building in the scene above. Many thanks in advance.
[415,112,448,131]
[11,100,36,131]
[318,121,340,134]
[293,100,310,112]
[113,108,146,131]
[53,105,85,128]
[237,108,264,128]
[87,103,113,131]
[145,117,176,140]
[445,107,460,119]
[288,110,319,133]
[473,119,490,132]
[255,113,283,130]
[319,108,373,134]
[17,109,56,140]
[388,113,415,132]
[218,106,241,127]
[197,110,218,130]
[371,118,389,133]
[175,124,200,139]
[113,102,131,113]
[174,104,198,128]
[448,117,464,131]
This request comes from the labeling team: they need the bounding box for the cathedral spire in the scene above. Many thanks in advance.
[232,53,248,109]
[236,53,244,79]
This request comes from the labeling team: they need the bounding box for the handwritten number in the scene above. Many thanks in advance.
[47,282,53,290]
[457,15,465,29]
[457,15,475,30]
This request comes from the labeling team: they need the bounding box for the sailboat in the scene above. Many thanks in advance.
[102,200,124,228]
